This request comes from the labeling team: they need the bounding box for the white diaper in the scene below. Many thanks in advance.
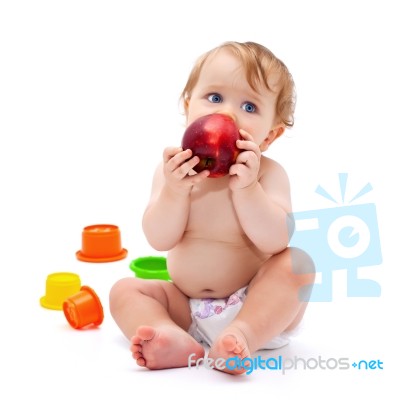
[188,286,291,350]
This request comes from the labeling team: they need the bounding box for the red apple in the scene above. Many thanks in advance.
[181,114,241,178]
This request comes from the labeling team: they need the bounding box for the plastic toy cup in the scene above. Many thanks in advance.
[63,286,104,329]
[130,256,171,280]
[76,224,127,262]
[40,272,81,310]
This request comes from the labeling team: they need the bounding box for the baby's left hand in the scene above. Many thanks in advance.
[229,129,261,191]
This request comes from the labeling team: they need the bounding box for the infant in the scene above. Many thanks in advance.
[109,41,315,375]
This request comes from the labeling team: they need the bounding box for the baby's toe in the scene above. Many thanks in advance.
[221,334,238,351]
[132,351,143,360]
[131,335,142,345]
[130,343,142,353]
[136,357,146,367]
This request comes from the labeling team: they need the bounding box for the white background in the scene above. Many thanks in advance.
[1,0,398,399]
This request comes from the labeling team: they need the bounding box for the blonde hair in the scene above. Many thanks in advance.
[181,41,296,128]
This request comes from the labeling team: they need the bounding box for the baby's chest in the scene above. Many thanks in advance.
[187,187,242,236]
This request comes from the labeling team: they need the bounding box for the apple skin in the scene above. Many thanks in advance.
[181,114,241,178]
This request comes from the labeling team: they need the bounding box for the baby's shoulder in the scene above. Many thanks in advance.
[259,156,289,179]
[258,156,291,205]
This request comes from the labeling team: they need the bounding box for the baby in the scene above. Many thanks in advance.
[109,41,315,375]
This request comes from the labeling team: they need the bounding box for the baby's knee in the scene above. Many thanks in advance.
[272,247,315,287]
[286,247,315,300]
[288,247,315,277]
[109,277,140,311]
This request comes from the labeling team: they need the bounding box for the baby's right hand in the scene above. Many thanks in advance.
[163,147,209,195]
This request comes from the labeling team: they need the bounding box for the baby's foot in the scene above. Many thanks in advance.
[130,325,205,370]
[208,326,251,375]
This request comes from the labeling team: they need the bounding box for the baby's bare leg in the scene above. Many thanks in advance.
[209,247,315,374]
[109,278,204,369]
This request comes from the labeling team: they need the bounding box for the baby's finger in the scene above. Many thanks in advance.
[163,147,183,163]
[239,129,255,142]
[236,138,260,153]
[171,155,203,180]
[166,149,193,172]
[229,163,241,176]
[187,169,210,184]
[236,142,261,164]
[179,155,201,174]
[235,150,259,168]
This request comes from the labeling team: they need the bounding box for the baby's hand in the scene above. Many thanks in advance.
[229,129,261,191]
[163,147,209,195]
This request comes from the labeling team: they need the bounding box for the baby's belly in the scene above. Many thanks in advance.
[167,234,269,298]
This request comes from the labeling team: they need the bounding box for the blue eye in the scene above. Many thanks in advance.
[242,102,256,113]
[207,93,222,103]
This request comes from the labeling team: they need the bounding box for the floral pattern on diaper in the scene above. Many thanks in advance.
[193,293,241,319]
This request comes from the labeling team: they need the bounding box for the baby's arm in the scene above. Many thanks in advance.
[232,159,292,254]
[229,132,292,254]
[142,147,209,250]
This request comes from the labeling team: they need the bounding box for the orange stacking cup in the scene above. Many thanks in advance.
[63,286,104,329]
[76,224,127,262]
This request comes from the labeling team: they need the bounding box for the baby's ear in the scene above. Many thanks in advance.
[260,125,285,151]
